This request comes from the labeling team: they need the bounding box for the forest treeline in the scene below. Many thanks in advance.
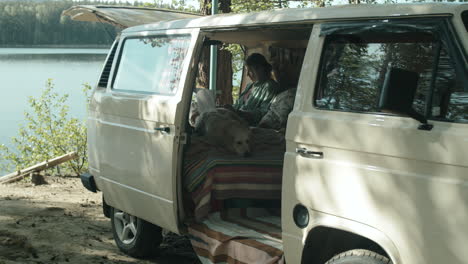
[0,0,194,46]
[1,0,461,46]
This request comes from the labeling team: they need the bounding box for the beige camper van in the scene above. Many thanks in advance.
[72,3,468,264]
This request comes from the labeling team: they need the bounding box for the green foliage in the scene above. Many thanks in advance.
[139,0,198,12]
[231,0,275,13]
[0,0,121,46]
[0,80,91,176]
[0,0,118,46]
[223,44,245,100]
[0,0,202,46]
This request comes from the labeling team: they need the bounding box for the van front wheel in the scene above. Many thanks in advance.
[110,207,162,258]
[325,249,391,264]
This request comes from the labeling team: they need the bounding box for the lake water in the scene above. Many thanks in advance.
[0,48,108,175]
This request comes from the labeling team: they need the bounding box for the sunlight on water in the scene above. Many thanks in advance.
[0,48,108,175]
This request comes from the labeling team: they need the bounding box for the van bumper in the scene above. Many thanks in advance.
[80,173,97,193]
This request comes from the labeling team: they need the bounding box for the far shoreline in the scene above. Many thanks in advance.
[0,44,112,49]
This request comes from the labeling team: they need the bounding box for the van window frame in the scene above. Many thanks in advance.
[97,39,119,89]
[111,33,192,96]
[313,16,468,123]
[462,10,468,32]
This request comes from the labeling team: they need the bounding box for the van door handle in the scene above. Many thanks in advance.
[154,127,170,133]
[296,147,323,159]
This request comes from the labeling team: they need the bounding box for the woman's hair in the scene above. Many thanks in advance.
[245,53,272,75]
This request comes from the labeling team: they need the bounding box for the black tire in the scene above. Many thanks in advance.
[110,207,162,258]
[325,249,392,264]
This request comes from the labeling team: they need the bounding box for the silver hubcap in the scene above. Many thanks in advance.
[113,210,138,245]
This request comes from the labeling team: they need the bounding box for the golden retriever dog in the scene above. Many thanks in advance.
[194,89,251,157]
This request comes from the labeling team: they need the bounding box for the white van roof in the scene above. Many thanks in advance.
[124,3,467,33]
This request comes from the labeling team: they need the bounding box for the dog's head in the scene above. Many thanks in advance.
[225,123,251,157]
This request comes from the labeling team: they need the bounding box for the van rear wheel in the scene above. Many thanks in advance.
[325,249,391,264]
[110,207,162,258]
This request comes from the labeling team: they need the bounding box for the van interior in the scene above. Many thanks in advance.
[180,26,311,263]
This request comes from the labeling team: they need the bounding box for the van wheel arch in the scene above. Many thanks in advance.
[301,226,392,264]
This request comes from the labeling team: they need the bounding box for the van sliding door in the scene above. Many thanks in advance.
[92,28,200,233]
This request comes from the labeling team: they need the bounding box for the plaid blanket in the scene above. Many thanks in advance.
[188,208,284,264]
[183,128,285,220]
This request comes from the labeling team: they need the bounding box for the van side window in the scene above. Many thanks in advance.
[315,19,467,123]
[113,35,191,95]
[315,33,436,114]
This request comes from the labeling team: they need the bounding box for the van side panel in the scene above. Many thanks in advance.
[287,111,468,264]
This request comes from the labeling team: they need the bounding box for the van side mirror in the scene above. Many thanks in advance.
[378,67,431,130]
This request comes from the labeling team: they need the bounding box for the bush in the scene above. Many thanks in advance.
[0,79,90,176]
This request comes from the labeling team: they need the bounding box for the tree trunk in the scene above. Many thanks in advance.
[199,0,234,105]
[217,50,233,104]
[201,0,212,15]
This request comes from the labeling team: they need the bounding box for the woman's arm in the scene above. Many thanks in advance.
[238,80,281,125]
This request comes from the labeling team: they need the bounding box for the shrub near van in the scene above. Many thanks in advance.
[71,3,468,264]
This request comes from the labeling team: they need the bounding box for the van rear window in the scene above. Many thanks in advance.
[113,35,191,95]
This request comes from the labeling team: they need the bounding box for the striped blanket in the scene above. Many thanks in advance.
[188,208,284,264]
[183,128,285,220]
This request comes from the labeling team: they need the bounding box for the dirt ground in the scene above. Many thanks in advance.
[0,175,200,264]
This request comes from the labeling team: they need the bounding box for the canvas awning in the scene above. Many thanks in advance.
[62,5,202,29]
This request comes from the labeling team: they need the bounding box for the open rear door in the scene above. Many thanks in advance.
[62,5,202,28]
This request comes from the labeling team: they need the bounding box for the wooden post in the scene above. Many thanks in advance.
[0,152,78,184]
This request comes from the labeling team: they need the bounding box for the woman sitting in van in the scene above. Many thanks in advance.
[226,53,283,126]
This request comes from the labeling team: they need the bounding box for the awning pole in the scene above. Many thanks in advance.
[209,0,218,96]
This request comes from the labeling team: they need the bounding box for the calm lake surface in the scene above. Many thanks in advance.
[0,48,108,175]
